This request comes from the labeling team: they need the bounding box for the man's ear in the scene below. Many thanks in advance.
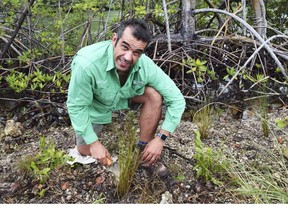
[112,33,117,45]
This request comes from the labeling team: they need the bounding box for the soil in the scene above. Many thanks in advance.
[0,102,288,204]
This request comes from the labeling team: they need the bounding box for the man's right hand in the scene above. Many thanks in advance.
[90,140,111,166]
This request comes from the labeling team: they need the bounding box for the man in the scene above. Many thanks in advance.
[67,18,185,177]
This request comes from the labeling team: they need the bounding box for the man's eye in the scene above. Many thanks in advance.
[133,51,142,57]
[121,44,128,50]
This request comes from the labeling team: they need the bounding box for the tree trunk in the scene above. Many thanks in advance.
[251,0,267,38]
[181,0,195,41]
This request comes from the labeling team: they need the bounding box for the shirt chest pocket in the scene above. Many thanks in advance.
[120,83,146,99]
[92,83,117,106]
[133,81,145,91]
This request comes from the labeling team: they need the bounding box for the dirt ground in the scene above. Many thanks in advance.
[0,102,288,204]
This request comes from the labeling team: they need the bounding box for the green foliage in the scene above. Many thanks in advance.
[175,175,185,181]
[224,67,237,81]
[4,69,70,93]
[135,5,147,17]
[266,0,288,34]
[93,193,106,204]
[115,111,140,197]
[18,136,72,186]
[183,57,216,83]
[275,117,288,129]
[17,49,42,63]
[193,129,229,185]
[153,3,164,22]
[5,70,29,92]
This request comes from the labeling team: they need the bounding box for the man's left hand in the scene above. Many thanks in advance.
[140,137,164,165]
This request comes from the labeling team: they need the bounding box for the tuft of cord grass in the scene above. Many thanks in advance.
[115,111,141,198]
[193,103,214,139]
[259,96,269,137]
[225,142,288,203]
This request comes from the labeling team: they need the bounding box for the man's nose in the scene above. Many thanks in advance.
[124,51,133,62]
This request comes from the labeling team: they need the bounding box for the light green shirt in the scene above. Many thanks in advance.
[67,40,186,144]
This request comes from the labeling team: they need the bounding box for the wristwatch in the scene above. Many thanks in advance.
[156,133,168,142]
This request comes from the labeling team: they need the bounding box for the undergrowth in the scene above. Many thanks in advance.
[192,129,230,185]
[17,136,72,197]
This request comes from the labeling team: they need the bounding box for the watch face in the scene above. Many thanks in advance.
[157,133,168,141]
[161,134,168,141]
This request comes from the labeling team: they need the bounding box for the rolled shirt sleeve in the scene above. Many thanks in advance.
[143,56,186,133]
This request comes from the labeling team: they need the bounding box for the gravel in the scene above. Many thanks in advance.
[0,104,287,204]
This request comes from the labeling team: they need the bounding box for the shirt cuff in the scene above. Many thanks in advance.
[82,126,99,144]
[161,120,178,134]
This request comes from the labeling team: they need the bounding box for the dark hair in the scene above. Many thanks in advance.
[116,18,151,44]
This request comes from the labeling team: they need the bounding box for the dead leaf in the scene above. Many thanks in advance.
[106,157,112,166]
[60,181,70,190]
[95,176,105,185]
[277,137,284,144]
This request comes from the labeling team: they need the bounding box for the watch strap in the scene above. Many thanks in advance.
[156,133,168,142]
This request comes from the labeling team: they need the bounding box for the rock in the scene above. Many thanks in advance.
[160,191,173,204]
[4,120,22,137]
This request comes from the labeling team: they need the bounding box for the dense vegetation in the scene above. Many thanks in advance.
[1,0,287,102]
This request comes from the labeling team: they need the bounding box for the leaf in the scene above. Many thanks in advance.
[95,176,105,185]
[61,181,70,190]
[175,175,185,181]
[282,147,288,159]
[275,118,287,129]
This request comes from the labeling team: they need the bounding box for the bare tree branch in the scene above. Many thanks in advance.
[192,8,288,83]
[0,0,36,59]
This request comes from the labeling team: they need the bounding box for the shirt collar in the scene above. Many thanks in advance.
[106,42,115,72]
[106,41,141,73]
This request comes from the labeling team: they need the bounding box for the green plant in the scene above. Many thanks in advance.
[183,57,216,83]
[193,103,214,139]
[175,175,185,181]
[18,136,73,186]
[224,67,237,80]
[30,68,53,90]
[17,49,42,63]
[4,68,71,93]
[115,111,141,197]
[193,129,229,185]
[93,193,106,204]
[5,70,29,92]
[52,71,71,92]
[275,117,288,129]
[255,73,270,137]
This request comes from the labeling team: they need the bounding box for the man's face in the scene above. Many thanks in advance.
[112,27,147,73]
